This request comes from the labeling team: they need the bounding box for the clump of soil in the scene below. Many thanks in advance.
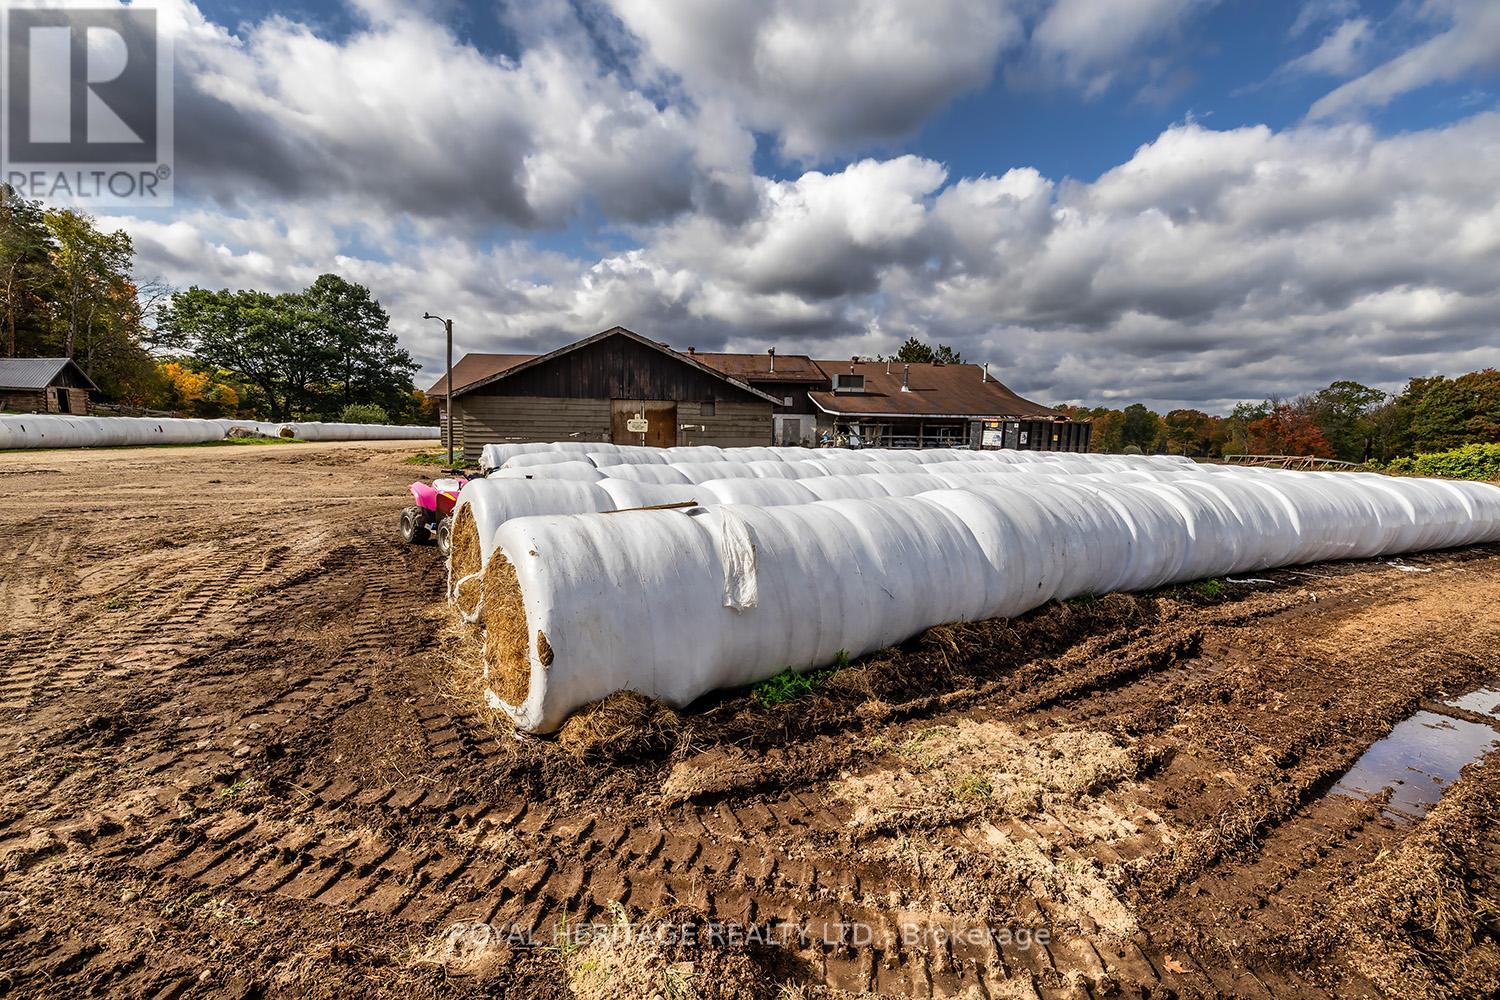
[660,747,762,805]
[1331,752,1500,999]
[559,691,680,763]
[834,719,1159,833]
[564,909,793,1000]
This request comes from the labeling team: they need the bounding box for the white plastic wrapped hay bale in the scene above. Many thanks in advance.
[477,474,1500,731]
[481,441,614,470]
[672,461,760,484]
[797,475,902,500]
[481,495,996,731]
[447,478,616,620]
[698,478,819,506]
[805,457,877,477]
[744,460,829,480]
[719,447,784,463]
[488,461,605,482]
[664,445,725,462]
[503,451,599,470]
[597,479,704,509]
[588,449,668,466]
[593,463,693,484]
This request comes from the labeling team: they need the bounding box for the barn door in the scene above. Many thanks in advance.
[611,399,677,448]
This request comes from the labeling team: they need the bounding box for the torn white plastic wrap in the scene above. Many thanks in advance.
[484,473,1500,732]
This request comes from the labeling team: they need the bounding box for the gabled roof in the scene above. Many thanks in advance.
[0,357,99,392]
[691,351,826,384]
[448,327,783,405]
[426,353,534,395]
[808,360,1060,420]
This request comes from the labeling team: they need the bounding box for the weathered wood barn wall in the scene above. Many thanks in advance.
[450,328,775,464]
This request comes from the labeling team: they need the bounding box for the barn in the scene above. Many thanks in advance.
[0,357,97,415]
[434,326,1092,463]
[433,327,780,464]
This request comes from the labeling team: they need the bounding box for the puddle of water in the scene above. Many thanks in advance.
[1444,685,1500,721]
[1331,710,1500,821]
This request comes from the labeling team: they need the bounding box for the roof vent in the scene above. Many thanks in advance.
[767,346,775,373]
[982,362,989,383]
[901,364,911,392]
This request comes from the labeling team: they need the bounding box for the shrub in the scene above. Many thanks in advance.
[1380,442,1500,481]
[339,403,389,424]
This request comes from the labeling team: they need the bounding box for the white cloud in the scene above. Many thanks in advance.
[1286,17,1372,77]
[1024,0,1218,98]
[115,111,1500,411]
[1309,0,1500,119]
[604,0,1022,160]
[156,0,751,228]
[1289,0,1359,39]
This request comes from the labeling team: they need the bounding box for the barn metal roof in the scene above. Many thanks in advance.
[425,353,534,395]
[444,328,783,405]
[0,357,99,391]
[807,360,1060,420]
[691,351,827,383]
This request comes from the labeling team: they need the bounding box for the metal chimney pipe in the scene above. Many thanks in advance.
[767,346,775,373]
[983,362,989,383]
[901,364,910,392]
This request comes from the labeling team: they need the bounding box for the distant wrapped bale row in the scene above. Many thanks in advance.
[446,445,1500,733]
[0,414,440,449]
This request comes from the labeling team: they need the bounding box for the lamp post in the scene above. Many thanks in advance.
[422,312,455,468]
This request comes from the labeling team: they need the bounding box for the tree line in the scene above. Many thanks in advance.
[1057,372,1500,462]
[1,184,426,423]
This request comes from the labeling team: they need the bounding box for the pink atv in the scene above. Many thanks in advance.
[400,477,467,556]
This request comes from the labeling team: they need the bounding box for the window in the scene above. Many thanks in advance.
[833,373,865,392]
[700,401,716,416]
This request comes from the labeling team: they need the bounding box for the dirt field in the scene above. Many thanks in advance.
[2,442,1499,999]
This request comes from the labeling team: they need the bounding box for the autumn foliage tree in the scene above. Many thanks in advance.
[1246,403,1334,457]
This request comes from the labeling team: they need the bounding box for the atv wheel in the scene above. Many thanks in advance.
[399,505,430,545]
[435,515,454,557]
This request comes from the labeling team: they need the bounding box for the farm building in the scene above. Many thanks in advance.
[804,358,1086,451]
[433,327,1089,462]
[0,357,97,415]
[430,327,781,463]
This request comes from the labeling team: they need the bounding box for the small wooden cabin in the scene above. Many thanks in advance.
[0,357,97,414]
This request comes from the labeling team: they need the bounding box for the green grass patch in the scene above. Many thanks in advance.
[404,450,454,466]
[753,665,836,707]
[1189,578,1226,598]
[950,772,994,803]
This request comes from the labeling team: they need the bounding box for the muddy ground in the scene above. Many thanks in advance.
[1,441,1498,999]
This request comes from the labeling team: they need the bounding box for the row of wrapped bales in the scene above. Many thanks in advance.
[479,440,1175,472]
[445,456,1221,623]
[0,413,440,449]
[276,421,440,441]
[475,469,1500,731]
[0,414,239,449]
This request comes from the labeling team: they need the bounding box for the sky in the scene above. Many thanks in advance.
[88,0,1500,411]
